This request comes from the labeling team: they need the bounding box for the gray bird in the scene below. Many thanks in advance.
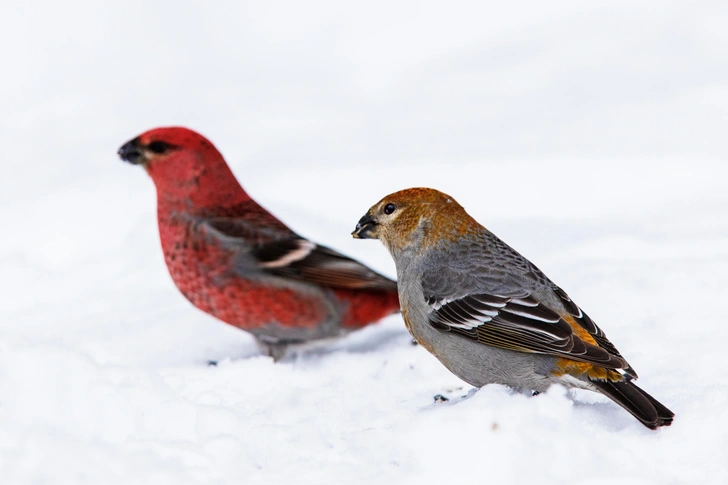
[352,187,674,429]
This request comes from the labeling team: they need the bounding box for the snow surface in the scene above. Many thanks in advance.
[1,1,727,484]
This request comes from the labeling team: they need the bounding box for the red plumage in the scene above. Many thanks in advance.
[119,127,399,360]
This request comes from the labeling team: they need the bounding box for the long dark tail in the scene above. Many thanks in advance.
[591,379,674,429]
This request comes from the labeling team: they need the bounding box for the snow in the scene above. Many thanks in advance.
[1,1,727,483]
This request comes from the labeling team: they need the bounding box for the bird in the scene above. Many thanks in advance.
[352,187,674,429]
[118,127,400,361]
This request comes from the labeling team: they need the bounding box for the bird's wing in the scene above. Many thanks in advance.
[420,234,633,374]
[200,217,397,292]
[424,290,627,371]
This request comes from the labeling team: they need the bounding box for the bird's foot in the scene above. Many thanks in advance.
[433,394,450,403]
[432,387,477,404]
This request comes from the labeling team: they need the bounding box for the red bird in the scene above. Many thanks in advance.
[118,127,400,360]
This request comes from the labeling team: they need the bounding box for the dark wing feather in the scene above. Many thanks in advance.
[552,286,637,377]
[200,218,397,291]
[260,242,397,291]
[427,293,629,370]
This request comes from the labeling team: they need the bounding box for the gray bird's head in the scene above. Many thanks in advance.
[352,187,475,257]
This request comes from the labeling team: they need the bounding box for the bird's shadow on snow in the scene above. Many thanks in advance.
[288,322,413,362]
[413,383,646,434]
[201,320,412,366]
[571,399,635,432]
[568,389,643,432]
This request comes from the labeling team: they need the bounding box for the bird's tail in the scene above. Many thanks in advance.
[590,379,674,429]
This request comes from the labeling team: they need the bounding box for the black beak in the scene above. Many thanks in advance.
[352,214,378,239]
[118,138,145,165]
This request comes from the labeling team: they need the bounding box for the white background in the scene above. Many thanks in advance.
[1,1,727,484]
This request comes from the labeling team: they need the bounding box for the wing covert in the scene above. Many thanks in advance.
[199,217,397,291]
[427,292,629,371]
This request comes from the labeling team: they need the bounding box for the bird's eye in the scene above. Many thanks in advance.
[383,203,396,215]
[148,141,170,154]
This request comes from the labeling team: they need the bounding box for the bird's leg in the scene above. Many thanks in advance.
[257,341,288,362]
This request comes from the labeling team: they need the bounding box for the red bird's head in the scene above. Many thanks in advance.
[118,127,250,210]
